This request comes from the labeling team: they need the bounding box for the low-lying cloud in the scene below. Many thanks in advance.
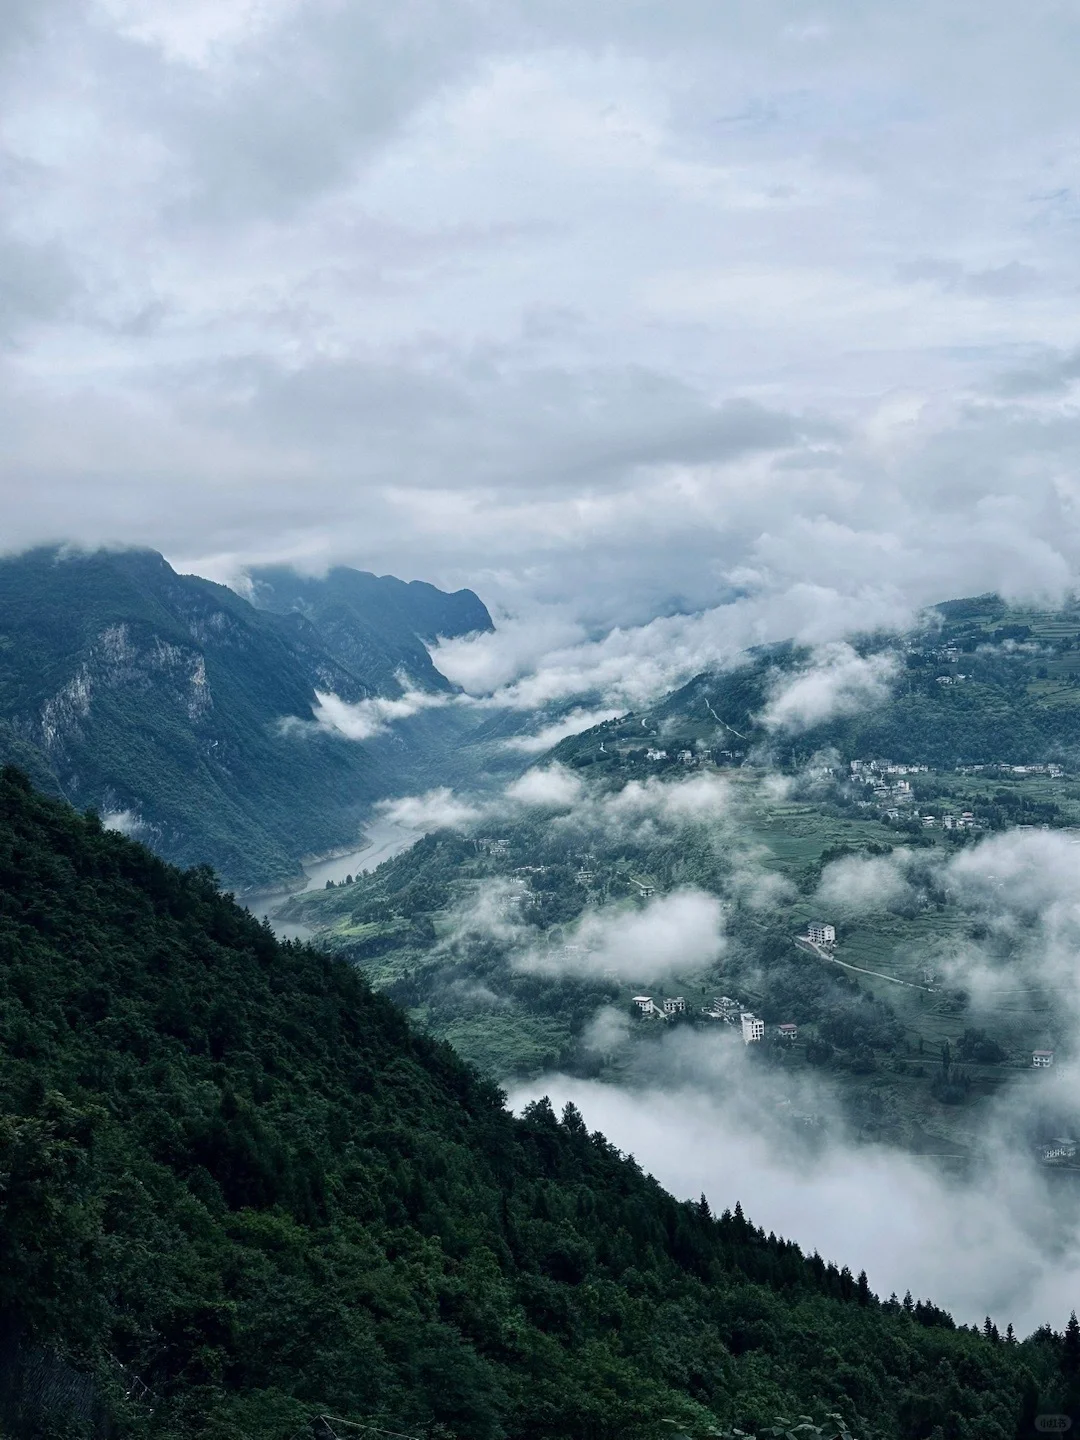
[502,706,624,754]
[375,787,484,831]
[814,828,1080,1024]
[509,1063,1080,1333]
[503,763,584,810]
[516,887,725,982]
[310,687,451,741]
[818,848,917,913]
[761,643,899,734]
[431,592,913,716]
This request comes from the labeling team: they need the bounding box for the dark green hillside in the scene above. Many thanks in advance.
[0,549,492,889]
[552,595,1080,772]
[0,769,1065,1440]
[248,565,492,694]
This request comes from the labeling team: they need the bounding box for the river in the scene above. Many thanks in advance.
[250,817,421,942]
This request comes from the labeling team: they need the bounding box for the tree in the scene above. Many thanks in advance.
[1063,1311,1080,1377]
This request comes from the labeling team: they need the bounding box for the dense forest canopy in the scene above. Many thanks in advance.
[0,768,1076,1437]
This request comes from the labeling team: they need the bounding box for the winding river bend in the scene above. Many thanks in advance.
[251,818,420,942]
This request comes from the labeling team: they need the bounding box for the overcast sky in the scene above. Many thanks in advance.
[4,1,1080,632]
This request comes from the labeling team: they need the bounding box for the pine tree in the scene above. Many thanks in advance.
[1063,1311,1080,1376]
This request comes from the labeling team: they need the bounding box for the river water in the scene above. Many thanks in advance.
[249,817,420,942]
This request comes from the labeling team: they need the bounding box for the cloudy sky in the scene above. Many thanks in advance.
[4,0,1080,635]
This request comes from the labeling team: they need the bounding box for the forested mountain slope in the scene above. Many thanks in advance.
[552,593,1080,774]
[0,548,491,888]
[248,564,492,694]
[0,768,1069,1440]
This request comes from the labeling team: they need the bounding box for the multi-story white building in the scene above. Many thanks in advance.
[807,921,836,946]
[662,996,686,1015]
[1033,1050,1055,1068]
[740,1012,765,1044]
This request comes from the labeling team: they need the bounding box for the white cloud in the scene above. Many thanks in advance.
[502,706,623,753]
[3,2,1080,658]
[516,887,725,981]
[509,1068,1080,1333]
[817,849,915,913]
[443,876,531,947]
[427,588,914,717]
[596,772,733,832]
[580,1003,632,1056]
[503,763,583,810]
[101,808,145,837]
[309,687,451,741]
[374,786,483,831]
[761,643,899,733]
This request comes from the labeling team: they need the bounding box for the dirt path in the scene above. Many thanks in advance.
[794,937,935,992]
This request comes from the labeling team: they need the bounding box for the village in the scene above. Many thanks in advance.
[849,757,1067,829]
[631,989,793,1046]
[627,916,1061,1081]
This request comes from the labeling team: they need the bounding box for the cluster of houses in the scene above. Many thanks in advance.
[697,994,797,1045]
[854,757,1066,783]
[639,746,704,765]
[850,760,929,777]
[633,990,806,1048]
[1040,1137,1076,1165]
[918,812,983,831]
[632,995,686,1019]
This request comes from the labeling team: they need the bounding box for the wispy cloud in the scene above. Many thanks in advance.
[515,887,726,982]
[760,643,899,733]
[503,707,623,753]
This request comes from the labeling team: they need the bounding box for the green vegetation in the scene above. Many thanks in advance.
[279,596,1080,1158]
[553,593,1080,776]
[278,775,1068,1162]
[0,766,1074,1439]
[248,564,492,694]
[0,548,492,890]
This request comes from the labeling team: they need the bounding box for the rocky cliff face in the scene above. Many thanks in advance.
[0,547,493,887]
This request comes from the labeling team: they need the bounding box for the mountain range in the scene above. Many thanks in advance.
[0,547,492,889]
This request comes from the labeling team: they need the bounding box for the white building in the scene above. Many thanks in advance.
[1042,1139,1077,1163]
[807,921,836,946]
[633,996,659,1017]
[1033,1050,1055,1068]
[662,996,686,1015]
[740,1012,765,1044]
